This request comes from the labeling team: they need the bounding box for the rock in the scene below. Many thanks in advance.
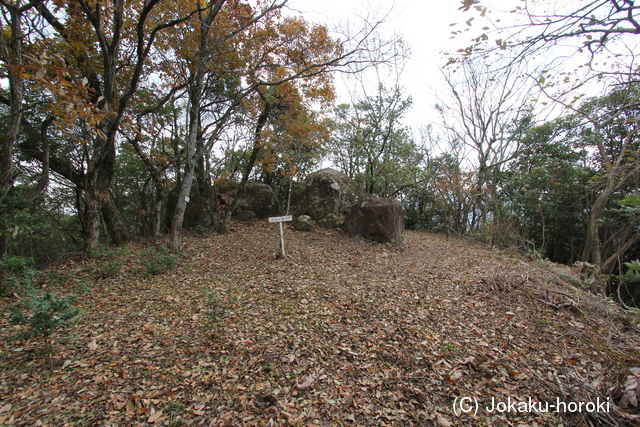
[216,181,280,220]
[294,215,315,232]
[166,181,216,230]
[235,182,280,219]
[542,263,582,288]
[317,213,339,229]
[575,261,603,293]
[234,210,256,221]
[343,198,404,245]
[298,168,367,221]
[215,179,241,194]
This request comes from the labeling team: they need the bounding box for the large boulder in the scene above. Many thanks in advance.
[298,168,367,221]
[216,181,280,220]
[166,182,216,230]
[343,198,404,245]
[294,215,315,232]
[317,213,339,229]
[235,182,280,219]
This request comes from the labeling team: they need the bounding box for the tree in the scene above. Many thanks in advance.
[158,1,339,249]
[0,0,51,255]
[165,0,244,252]
[0,0,33,205]
[457,0,640,268]
[3,0,202,253]
[498,86,639,270]
[501,119,592,261]
[414,153,475,235]
[121,96,183,239]
[253,87,331,213]
[437,57,537,237]
[159,1,403,248]
[2,0,405,256]
[457,0,640,83]
[329,84,423,197]
[574,86,640,271]
[217,6,405,223]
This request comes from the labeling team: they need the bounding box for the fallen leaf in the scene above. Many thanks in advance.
[297,373,317,389]
[437,415,451,426]
[148,410,163,423]
[221,413,233,427]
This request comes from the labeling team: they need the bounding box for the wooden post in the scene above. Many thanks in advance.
[268,215,293,258]
[279,221,285,257]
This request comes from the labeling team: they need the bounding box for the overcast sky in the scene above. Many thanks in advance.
[287,0,481,128]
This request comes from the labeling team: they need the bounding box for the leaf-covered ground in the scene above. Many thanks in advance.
[1,220,639,426]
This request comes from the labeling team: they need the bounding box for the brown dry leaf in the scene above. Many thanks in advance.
[297,373,317,389]
[436,414,452,426]
[221,413,233,427]
[148,410,163,423]
[125,398,135,416]
[619,368,640,409]
[1,222,639,427]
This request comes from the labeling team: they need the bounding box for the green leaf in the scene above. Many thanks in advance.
[619,194,640,207]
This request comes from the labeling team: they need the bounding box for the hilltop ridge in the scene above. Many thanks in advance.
[1,220,639,426]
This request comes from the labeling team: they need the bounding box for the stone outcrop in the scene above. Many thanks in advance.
[216,181,280,220]
[317,213,339,229]
[538,261,603,293]
[343,198,404,245]
[166,182,216,230]
[298,168,366,223]
[294,215,315,232]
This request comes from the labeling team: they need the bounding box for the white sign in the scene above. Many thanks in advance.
[268,215,293,223]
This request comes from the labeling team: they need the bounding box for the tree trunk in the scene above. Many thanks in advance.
[601,230,640,275]
[169,85,200,252]
[151,187,164,240]
[582,179,615,268]
[195,154,216,227]
[168,1,226,251]
[0,5,33,255]
[216,99,271,234]
[82,121,126,253]
[0,222,8,256]
[170,160,196,252]
[286,175,293,215]
[170,164,195,252]
[83,188,102,254]
[102,197,132,245]
[0,6,23,205]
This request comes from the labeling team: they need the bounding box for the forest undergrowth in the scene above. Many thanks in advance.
[1,220,639,426]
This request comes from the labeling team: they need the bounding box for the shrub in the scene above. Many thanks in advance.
[9,290,81,363]
[95,259,123,279]
[620,260,640,282]
[90,248,127,278]
[615,260,640,312]
[0,256,39,296]
[202,287,236,325]
[203,289,226,324]
[141,247,180,276]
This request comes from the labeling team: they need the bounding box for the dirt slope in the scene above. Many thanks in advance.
[1,221,639,426]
